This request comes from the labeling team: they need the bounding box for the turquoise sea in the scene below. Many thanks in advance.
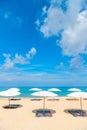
[0,86,87,97]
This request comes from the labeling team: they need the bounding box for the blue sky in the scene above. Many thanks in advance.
[0,0,87,87]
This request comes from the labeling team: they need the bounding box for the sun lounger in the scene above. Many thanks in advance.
[66,98,79,101]
[65,109,87,117]
[83,98,87,100]
[30,98,42,101]
[47,99,59,101]
[36,109,52,117]
[10,98,21,100]
[3,104,22,109]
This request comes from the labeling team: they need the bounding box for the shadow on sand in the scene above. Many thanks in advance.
[64,109,87,117]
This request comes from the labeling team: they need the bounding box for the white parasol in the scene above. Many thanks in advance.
[67,88,81,92]
[48,88,61,92]
[67,92,87,110]
[0,90,21,106]
[7,88,20,92]
[31,91,57,109]
[29,88,42,91]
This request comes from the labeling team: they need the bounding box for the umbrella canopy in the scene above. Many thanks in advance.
[7,88,20,92]
[31,91,57,109]
[67,92,87,110]
[67,92,87,98]
[67,88,81,92]
[29,88,42,91]
[48,88,61,92]
[0,91,21,97]
[31,91,57,97]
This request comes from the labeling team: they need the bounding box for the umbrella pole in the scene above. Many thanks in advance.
[8,96,10,106]
[43,97,45,109]
[80,97,82,110]
[80,97,83,116]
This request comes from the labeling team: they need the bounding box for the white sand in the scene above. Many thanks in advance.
[0,97,87,130]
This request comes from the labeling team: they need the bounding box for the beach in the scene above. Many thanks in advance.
[0,97,87,130]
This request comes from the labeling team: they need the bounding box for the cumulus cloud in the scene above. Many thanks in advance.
[37,0,87,57]
[3,54,14,69]
[13,54,28,64]
[39,0,83,37]
[26,48,37,59]
[40,7,65,37]
[58,10,87,56]
[3,48,37,70]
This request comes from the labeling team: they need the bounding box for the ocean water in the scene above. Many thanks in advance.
[0,86,87,97]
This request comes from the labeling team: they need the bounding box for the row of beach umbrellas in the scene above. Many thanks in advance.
[0,88,87,111]
[29,88,61,92]
[31,90,87,111]
[29,87,85,110]
[29,87,82,92]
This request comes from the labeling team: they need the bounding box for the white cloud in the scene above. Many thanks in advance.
[2,48,37,70]
[39,0,83,37]
[26,48,37,59]
[40,7,65,37]
[3,54,14,69]
[13,54,28,64]
[58,10,87,56]
[38,0,87,57]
